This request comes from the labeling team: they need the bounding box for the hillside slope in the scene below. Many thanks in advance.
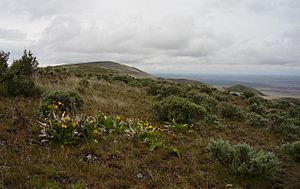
[56,61,153,78]
[227,84,265,96]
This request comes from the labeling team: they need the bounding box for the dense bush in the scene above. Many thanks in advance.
[0,50,40,97]
[213,93,229,102]
[267,111,300,139]
[4,79,41,97]
[220,103,244,120]
[153,95,207,124]
[208,139,280,178]
[248,96,264,105]
[186,90,218,111]
[246,113,268,127]
[157,84,186,99]
[249,103,265,115]
[243,91,256,98]
[10,50,38,76]
[40,91,83,117]
[0,51,9,75]
[273,99,291,110]
[290,106,300,119]
[282,141,300,163]
[207,139,235,166]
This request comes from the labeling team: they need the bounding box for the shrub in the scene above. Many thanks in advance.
[246,113,269,127]
[157,84,186,99]
[220,103,244,120]
[290,106,300,119]
[0,50,41,97]
[213,93,229,102]
[153,95,207,124]
[40,91,83,117]
[243,91,256,98]
[274,99,291,110]
[0,50,9,75]
[282,141,300,163]
[207,139,235,166]
[248,96,264,105]
[1,79,41,97]
[206,114,224,126]
[267,111,300,139]
[235,150,279,177]
[208,139,280,178]
[186,90,218,111]
[250,103,265,115]
[10,50,38,76]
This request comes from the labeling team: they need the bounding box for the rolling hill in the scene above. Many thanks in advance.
[226,84,265,96]
[55,61,153,78]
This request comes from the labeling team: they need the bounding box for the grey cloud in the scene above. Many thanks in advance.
[1,0,300,74]
[0,28,27,40]
[0,0,84,18]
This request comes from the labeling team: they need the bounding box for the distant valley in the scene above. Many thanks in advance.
[155,73,300,98]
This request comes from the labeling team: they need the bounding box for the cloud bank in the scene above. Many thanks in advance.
[0,0,299,74]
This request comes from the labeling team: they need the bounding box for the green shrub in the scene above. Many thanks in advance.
[186,90,218,111]
[250,103,265,115]
[199,84,215,94]
[157,84,186,99]
[268,111,300,139]
[206,114,224,126]
[246,113,269,127]
[220,103,244,120]
[213,93,229,102]
[243,91,256,98]
[0,50,9,75]
[40,91,83,117]
[153,95,207,124]
[248,96,265,105]
[207,139,235,166]
[290,106,300,119]
[10,50,38,76]
[273,99,291,110]
[0,50,41,97]
[208,139,280,178]
[1,79,41,97]
[282,141,300,163]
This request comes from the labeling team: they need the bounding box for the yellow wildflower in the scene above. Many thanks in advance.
[61,124,67,128]
[148,125,153,129]
[63,116,70,122]
[58,102,63,105]
[72,121,76,128]
[92,129,98,137]
[54,105,58,110]
[116,115,121,121]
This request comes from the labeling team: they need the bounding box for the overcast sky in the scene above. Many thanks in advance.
[0,0,300,75]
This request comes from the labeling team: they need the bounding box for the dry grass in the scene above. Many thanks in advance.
[33,75,152,120]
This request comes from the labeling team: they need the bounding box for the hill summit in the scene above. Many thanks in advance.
[58,61,153,78]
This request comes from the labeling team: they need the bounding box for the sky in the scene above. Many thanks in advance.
[0,0,300,75]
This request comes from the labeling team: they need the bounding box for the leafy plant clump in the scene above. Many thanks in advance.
[282,141,300,163]
[38,112,163,150]
[39,91,83,117]
[153,95,207,124]
[246,112,269,127]
[208,139,280,178]
[0,50,41,97]
[220,103,244,121]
